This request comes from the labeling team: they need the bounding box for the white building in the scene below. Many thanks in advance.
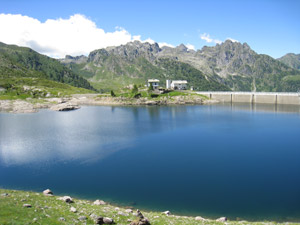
[147,79,160,89]
[166,80,188,90]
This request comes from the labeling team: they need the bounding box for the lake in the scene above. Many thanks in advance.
[1,103,300,221]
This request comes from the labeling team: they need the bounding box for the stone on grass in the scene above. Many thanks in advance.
[58,196,74,203]
[1,193,9,197]
[93,199,106,205]
[43,189,53,196]
[136,209,144,219]
[95,216,103,224]
[58,217,65,221]
[78,216,87,221]
[216,217,227,222]
[163,210,171,216]
[103,217,114,224]
[125,208,133,213]
[118,211,129,216]
[70,207,77,213]
[195,216,206,221]
[23,203,32,208]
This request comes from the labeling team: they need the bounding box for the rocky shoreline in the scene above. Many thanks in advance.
[0,94,218,113]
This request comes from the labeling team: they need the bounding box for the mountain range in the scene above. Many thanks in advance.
[1,40,300,95]
[60,40,300,92]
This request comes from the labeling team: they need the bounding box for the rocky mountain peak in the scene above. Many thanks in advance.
[176,44,188,52]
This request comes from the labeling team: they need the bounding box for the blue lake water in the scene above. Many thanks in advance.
[0,104,300,221]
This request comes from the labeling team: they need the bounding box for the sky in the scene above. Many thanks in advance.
[0,0,299,58]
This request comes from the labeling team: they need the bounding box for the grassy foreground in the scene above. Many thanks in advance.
[0,189,295,225]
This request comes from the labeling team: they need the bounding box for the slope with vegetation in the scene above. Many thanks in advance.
[60,40,300,92]
[0,42,95,100]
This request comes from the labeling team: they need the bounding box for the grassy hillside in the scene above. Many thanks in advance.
[0,42,94,90]
[0,189,288,225]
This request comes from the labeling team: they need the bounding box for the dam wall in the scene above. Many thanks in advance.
[196,92,300,105]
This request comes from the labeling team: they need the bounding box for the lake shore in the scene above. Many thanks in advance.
[0,188,292,225]
[0,93,218,113]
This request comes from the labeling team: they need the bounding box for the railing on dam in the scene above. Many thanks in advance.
[196,91,300,105]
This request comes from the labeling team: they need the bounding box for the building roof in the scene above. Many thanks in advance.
[171,80,188,84]
[148,79,160,82]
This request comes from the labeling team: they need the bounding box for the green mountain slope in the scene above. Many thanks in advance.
[61,40,300,92]
[0,42,94,90]
[60,41,231,91]
[0,42,95,99]
[278,53,300,70]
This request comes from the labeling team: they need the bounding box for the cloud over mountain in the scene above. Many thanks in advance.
[0,13,174,58]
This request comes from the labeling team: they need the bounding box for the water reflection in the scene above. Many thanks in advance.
[227,102,300,114]
[0,104,299,167]
[0,106,191,166]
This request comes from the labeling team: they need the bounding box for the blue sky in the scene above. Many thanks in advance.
[1,0,299,58]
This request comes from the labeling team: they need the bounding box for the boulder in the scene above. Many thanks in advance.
[195,216,205,221]
[118,211,129,216]
[136,209,144,219]
[58,196,74,203]
[93,199,106,205]
[23,204,32,208]
[70,207,77,213]
[103,217,114,224]
[162,210,171,216]
[216,217,227,222]
[50,103,80,111]
[125,208,133,213]
[95,216,103,224]
[43,189,53,196]
[78,216,87,221]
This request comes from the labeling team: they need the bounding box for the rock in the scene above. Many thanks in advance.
[70,207,77,213]
[1,193,8,197]
[58,217,65,221]
[93,199,106,205]
[136,209,144,219]
[43,189,53,196]
[195,216,205,221]
[216,217,227,222]
[125,209,133,213]
[118,211,129,216]
[153,216,159,218]
[130,218,151,225]
[103,217,114,224]
[114,207,120,211]
[139,218,150,225]
[50,103,80,111]
[58,196,74,203]
[145,100,157,105]
[23,204,32,208]
[78,216,87,221]
[95,216,103,224]
[162,210,171,216]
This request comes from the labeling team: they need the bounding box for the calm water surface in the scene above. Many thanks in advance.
[1,104,300,221]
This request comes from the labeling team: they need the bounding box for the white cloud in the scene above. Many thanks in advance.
[158,42,175,48]
[200,33,222,44]
[226,38,239,43]
[0,13,161,58]
[186,43,195,51]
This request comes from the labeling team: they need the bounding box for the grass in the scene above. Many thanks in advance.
[0,189,290,225]
[0,77,96,100]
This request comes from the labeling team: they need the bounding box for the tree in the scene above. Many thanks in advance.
[148,82,153,91]
[131,84,138,94]
[110,90,116,97]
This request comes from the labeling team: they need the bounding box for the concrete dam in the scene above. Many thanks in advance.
[196,92,300,105]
